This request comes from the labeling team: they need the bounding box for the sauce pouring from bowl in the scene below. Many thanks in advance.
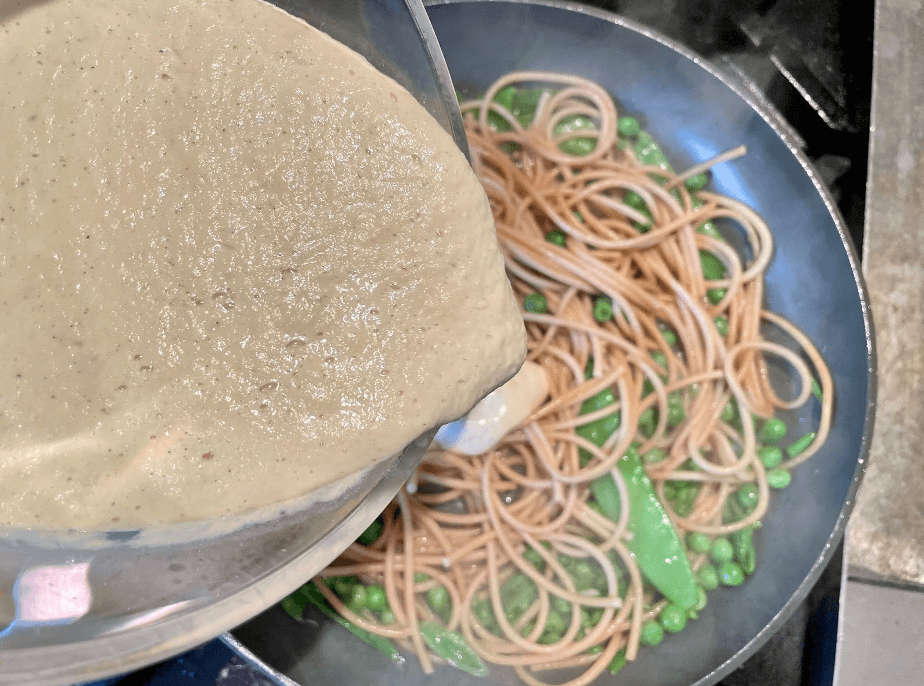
[433,361,549,456]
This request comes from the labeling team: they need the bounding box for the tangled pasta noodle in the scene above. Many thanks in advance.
[313,72,834,685]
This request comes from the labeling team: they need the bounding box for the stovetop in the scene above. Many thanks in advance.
[83,1,872,684]
[605,0,872,251]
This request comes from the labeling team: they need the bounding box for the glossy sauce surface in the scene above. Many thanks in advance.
[0,0,525,529]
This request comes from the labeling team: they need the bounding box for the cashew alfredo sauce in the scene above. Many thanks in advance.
[0,0,526,529]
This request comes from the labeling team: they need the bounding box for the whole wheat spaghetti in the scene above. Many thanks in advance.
[302,72,834,686]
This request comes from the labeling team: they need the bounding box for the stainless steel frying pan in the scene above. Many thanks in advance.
[223,2,875,685]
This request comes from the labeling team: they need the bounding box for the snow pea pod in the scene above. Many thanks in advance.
[575,379,699,610]
[500,571,538,620]
[733,525,757,575]
[284,582,400,660]
[575,386,624,519]
[726,497,758,575]
[608,649,628,675]
[419,621,488,677]
[633,132,672,173]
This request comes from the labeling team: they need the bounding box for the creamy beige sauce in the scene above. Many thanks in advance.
[0,0,525,529]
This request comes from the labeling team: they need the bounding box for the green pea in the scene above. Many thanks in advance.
[587,607,604,628]
[640,619,665,646]
[472,599,495,629]
[484,110,513,133]
[332,576,356,597]
[674,496,694,518]
[687,532,712,554]
[545,230,567,247]
[698,564,719,590]
[699,250,727,280]
[736,483,760,512]
[551,595,571,615]
[758,446,783,469]
[379,608,396,625]
[644,447,666,464]
[544,610,565,636]
[662,480,678,500]
[650,350,668,372]
[622,191,646,210]
[365,584,388,612]
[593,297,613,322]
[811,378,823,402]
[524,546,545,570]
[685,172,709,191]
[667,393,685,428]
[347,600,367,616]
[414,572,429,584]
[661,327,678,347]
[638,406,656,437]
[572,560,595,582]
[759,417,787,444]
[501,572,538,620]
[659,604,687,633]
[358,518,383,545]
[492,85,516,109]
[693,586,708,612]
[523,292,548,314]
[786,431,817,458]
[721,401,736,423]
[427,585,450,613]
[675,481,699,505]
[719,562,745,586]
[707,288,727,305]
[767,468,792,489]
[713,315,729,337]
[617,116,641,137]
[697,221,723,240]
[349,584,367,608]
[710,537,734,563]
[580,607,599,628]
[580,608,593,628]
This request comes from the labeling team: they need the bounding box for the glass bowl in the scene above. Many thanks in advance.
[0,2,466,684]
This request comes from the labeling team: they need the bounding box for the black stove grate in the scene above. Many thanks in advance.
[585,0,873,252]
